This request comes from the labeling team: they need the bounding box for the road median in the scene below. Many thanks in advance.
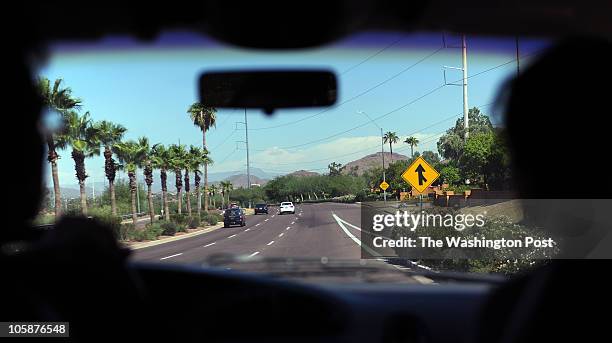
[124,222,224,250]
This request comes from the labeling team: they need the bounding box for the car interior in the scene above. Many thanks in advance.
[3,2,612,342]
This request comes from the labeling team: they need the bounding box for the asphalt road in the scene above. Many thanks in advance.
[130,202,365,264]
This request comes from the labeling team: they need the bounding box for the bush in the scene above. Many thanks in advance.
[170,213,189,225]
[120,223,137,241]
[202,212,222,225]
[188,216,201,229]
[159,221,180,236]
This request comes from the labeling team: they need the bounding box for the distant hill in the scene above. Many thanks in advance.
[341,152,409,176]
[220,174,268,188]
[287,170,320,177]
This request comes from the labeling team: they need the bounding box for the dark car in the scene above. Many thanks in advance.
[254,203,268,215]
[223,207,245,228]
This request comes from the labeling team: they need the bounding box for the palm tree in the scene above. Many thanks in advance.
[94,120,126,216]
[113,140,147,226]
[209,184,218,209]
[139,137,156,223]
[169,144,187,214]
[37,77,82,217]
[64,111,100,216]
[383,131,399,163]
[188,146,203,216]
[404,136,420,158]
[187,102,217,213]
[151,144,171,221]
[220,181,233,208]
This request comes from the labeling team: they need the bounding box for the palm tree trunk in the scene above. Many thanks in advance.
[47,139,62,217]
[411,145,414,158]
[72,150,88,216]
[109,181,117,215]
[203,131,209,213]
[389,143,393,163]
[175,169,182,214]
[195,172,201,216]
[51,159,62,216]
[185,169,191,216]
[147,184,154,223]
[79,180,88,216]
[161,168,170,221]
[129,171,137,226]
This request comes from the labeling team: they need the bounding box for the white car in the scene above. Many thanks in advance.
[279,202,295,215]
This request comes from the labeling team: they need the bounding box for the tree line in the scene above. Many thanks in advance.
[39,77,222,227]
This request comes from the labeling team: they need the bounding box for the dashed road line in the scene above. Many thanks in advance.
[203,242,216,247]
[278,233,284,237]
[245,228,250,232]
[160,253,182,260]
[286,226,291,231]
[228,234,236,238]
[248,251,259,258]
[267,240,275,246]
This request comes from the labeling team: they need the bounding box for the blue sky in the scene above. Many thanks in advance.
[38,32,545,187]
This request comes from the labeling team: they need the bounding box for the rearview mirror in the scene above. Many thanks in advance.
[198,70,337,113]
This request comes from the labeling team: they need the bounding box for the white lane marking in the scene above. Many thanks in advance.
[271,215,275,218]
[255,223,261,226]
[203,242,216,247]
[286,226,291,231]
[160,253,183,260]
[245,228,250,232]
[331,213,380,257]
[267,240,275,246]
[248,251,259,258]
[278,233,284,237]
[291,221,295,225]
[228,234,236,238]
[264,219,269,222]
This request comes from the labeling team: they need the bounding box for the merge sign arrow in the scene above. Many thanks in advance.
[401,156,440,193]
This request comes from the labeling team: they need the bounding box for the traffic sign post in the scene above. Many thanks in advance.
[379,181,389,191]
[401,156,440,194]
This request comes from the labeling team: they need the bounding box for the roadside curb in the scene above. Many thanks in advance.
[124,222,224,250]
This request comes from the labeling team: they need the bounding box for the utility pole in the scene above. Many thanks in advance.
[357,111,386,203]
[245,108,251,192]
[461,34,469,141]
[380,127,387,203]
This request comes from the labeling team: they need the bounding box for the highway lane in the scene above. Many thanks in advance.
[130,202,365,264]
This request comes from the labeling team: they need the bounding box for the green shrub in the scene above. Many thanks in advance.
[159,221,180,236]
[89,206,123,239]
[170,213,189,225]
[120,223,137,241]
[188,216,201,229]
[202,212,222,225]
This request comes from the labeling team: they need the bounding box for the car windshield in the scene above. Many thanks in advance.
[35,31,582,284]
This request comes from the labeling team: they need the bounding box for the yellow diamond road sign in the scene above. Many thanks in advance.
[379,181,389,191]
[401,156,440,193]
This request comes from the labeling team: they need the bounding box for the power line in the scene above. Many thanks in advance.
[254,55,523,152]
[339,36,404,75]
[250,46,444,131]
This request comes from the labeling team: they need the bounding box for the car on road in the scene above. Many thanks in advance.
[279,202,295,215]
[223,207,246,227]
[254,203,268,215]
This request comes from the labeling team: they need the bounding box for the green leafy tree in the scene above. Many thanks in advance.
[187,102,217,213]
[437,107,493,161]
[383,132,399,162]
[404,136,419,158]
[440,165,461,185]
[64,111,100,215]
[94,120,126,216]
[37,77,82,217]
